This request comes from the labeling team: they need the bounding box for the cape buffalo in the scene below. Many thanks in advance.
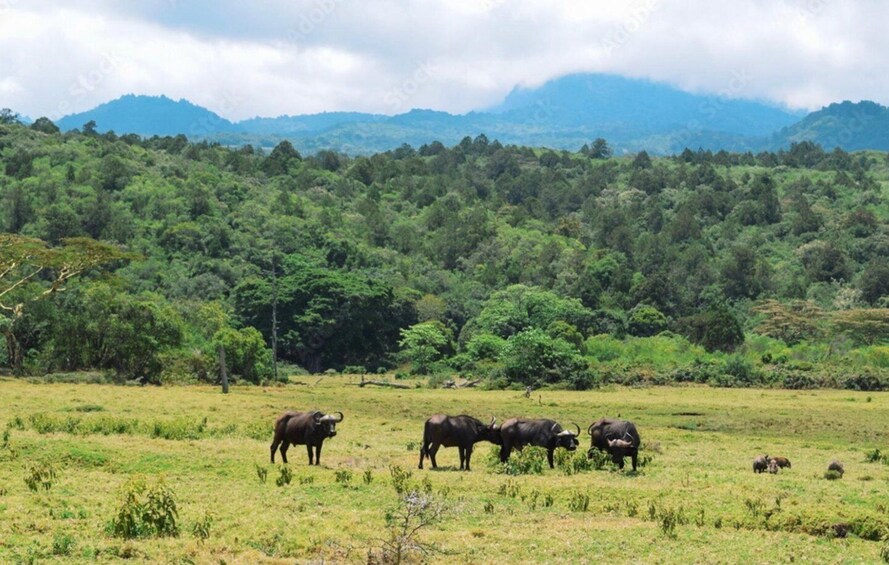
[587,418,641,471]
[771,456,791,469]
[270,410,344,465]
[418,415,501,471]
[499,418,580,469]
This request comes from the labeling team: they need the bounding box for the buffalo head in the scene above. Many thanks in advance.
[314,411,344,437]
[552,422,580,451]
[479,416,503,445]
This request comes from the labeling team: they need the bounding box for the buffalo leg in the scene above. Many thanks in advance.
[306,444,314,464]
[547,448,555,469]
[499,444,511,463]
[419,443,427,469]
[280,441,290,464]
[315,444,323,465]
[465,446,473,471]
[270,438,280,463]
[429,443,440,468]
[458,447,466,470]
[631,451,638,471]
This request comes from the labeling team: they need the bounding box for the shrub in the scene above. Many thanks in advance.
[255,464,268,484]
[24,463,56,492]
[389,465,413,495]
[465,333,507,361]
[109,477,179,539]
[52,534,75,556]
[275,466,293,487]
[192,512,212,542]
[499,328,592,389]
[824,470,843,480]
[213,326,274,384]
[399,321,453,375]
[567,491,590,512]
[627,305,668,337]
[488,446,546,475]
[335,469,353,486]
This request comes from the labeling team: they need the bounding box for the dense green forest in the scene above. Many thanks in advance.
[2,113,889,389]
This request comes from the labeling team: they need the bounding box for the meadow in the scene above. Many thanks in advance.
[1,376,888,564]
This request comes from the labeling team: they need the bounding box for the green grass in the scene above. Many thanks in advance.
[1,376,888,562]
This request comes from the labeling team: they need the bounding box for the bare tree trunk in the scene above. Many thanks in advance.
[3,329,23,376]
[218,345,229,394]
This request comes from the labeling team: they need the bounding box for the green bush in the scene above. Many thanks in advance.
[487,445,546,475]
[499,328,592,389]
[109,477,179,539]
[213,327,274,384]
[628,305,668,337]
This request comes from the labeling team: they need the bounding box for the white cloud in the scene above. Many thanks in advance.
[1,0,887,120]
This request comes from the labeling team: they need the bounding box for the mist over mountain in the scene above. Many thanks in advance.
[45,74,888,154]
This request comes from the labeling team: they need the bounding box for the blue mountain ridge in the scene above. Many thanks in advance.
[47,74,883,154]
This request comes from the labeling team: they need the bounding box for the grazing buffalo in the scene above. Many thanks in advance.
[753,455,770,473]
[499,418,580,469]
[418,415,501,471]
[828,460,845,477]
[270,410,344,465]
[587,418,641,471]
[767,459,779,474]
[771,456,791,469]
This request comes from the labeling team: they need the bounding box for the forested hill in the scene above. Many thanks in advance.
[2,119,889,387]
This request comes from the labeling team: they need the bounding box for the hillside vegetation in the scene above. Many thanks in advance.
[2,116,889,388]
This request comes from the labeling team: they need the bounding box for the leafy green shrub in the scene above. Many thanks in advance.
[213,326,274,384]
[399,321,453,375]
[275,466,293,487]
[627,305,668,337]
[389,465,413,495]
[500,328,592,389]
[52,533,75,556]
[24,463,56,492]
[109,477,179,539]
[465,333,507,361]
[840,372,888,391]
[363,469,373,485]
[487,445,546,475]
[335,469,353,486]
[824,470,843,480]
[255,464,268,484]
[567,491,590,512]
[192,511,212,541]
[555,449,598,474]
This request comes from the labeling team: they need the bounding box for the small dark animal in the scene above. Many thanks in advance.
[499,418,580,468]
[418,415,501,471]
[771,456,791,469]
[753,455,770,473]
[828,460,844,476]
[270,410,344,465]
[587,418,641,471]
[767,459,779,474]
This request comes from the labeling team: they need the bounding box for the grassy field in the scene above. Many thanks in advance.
[1,376,888,563]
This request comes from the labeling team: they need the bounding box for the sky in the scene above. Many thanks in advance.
[0,0,886,121]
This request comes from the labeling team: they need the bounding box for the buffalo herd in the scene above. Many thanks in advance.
[271,410,641,471]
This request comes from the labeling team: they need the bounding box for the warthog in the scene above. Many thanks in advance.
[827,460,844,476]
[771,456,791,469]
[767,459,779,474]
[418,415,501,471]
[753,455,770,473]
[270,410,344,465]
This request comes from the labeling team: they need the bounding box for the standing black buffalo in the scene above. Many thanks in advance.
[499,418,581,469]
[270,410,344,465]
[418,415,501,471]
[587,418,641,471]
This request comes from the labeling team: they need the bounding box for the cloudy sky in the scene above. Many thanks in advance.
[0,0,885,121]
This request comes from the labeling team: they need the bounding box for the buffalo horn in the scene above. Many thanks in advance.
[587,423,595,436]
[551,423,560,434]
[333,411,344,422]
[489,416,496,427]
[572,423,580,436]
[313,411,323,421]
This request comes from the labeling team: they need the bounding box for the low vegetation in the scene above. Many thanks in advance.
[0,377,888,562]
